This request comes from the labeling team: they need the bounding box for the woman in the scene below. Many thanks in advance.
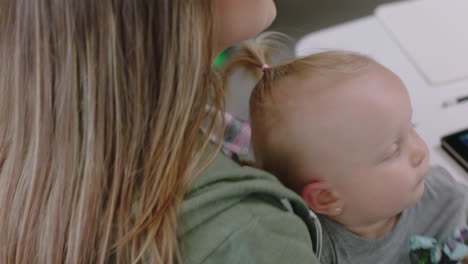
[0,0,320,263]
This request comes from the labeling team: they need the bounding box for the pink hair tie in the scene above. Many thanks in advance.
[260,64,270,72]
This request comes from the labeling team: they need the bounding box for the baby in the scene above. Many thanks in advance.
[226,35,468,264]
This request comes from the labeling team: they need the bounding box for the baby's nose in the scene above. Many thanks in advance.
[410,133,428,167]
[411,148,426,167]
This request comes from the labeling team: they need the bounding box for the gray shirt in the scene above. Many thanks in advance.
[319,166,468,264]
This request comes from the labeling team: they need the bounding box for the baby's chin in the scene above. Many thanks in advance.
[409,177,426,207]
[411,160,430,201]
[400,173,427,212]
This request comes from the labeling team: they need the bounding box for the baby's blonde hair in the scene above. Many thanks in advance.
[224,33,378,189]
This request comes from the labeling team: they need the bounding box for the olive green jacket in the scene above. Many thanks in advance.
[178,151,322,264]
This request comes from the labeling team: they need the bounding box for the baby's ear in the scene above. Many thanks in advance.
[301,180,344,216]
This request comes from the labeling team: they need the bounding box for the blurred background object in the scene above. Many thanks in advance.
[269,0,400,40]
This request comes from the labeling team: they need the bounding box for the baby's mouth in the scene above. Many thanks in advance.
[417,161,430,184]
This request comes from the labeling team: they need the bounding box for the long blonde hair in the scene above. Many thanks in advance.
[224,33,375,188]
[0,0,223,263]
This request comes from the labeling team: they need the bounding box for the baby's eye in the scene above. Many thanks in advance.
[391,145,401,156]
[383,143,400,160]
[389,143,398,153]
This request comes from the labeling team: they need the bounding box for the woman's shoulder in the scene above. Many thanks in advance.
[178,151,321,264]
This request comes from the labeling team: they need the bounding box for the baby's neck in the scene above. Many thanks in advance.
[342,214,400,239]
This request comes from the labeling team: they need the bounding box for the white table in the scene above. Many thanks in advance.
[296,16,468,184]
